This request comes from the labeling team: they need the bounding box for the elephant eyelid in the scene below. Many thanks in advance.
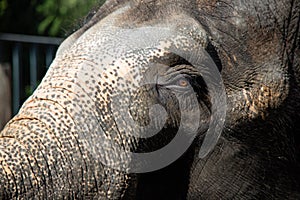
[163,76,191,90]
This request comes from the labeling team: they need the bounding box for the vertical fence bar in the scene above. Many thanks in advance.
[12,43,21,115]
[0,41,4,62]
[46,46,55,68]
[29,44,38,90]
[0,33,62,115]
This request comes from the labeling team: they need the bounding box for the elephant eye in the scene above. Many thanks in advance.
[163,76,191,91]
[177,78,188,87]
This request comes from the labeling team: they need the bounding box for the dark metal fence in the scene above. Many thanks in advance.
[0,33,63,115]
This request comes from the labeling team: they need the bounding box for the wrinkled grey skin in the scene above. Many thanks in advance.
[0,0,300,199]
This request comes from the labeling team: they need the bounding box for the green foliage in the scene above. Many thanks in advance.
[0,0,104,37]
[37,0,103,36]
[25,81,40,97]
[0,0,7,16]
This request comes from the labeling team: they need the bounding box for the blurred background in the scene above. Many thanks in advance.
[0,0,104,130]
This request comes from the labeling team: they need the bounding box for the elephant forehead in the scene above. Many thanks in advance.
[53,25,205,94]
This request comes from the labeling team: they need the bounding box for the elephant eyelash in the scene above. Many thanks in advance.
[163,64,202,84]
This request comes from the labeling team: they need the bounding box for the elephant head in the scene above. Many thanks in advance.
[0,0,299,199]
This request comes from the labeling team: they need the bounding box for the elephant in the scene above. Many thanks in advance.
[0,0,300,199]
